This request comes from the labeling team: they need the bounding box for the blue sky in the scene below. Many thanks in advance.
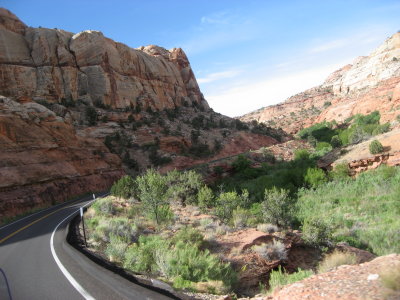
[2,0,400,116]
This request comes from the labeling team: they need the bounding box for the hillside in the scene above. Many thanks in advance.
[240,32,400,134]
[0,8,284,220]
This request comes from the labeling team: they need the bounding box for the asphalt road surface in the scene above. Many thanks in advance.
[0,195,176,300]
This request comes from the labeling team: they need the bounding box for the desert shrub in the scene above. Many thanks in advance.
[105,234,129,263]
[397,114,400,122]
[188,143,213,158]
[172,227,204,247]
[198,185,215,210]
[304,168,327,188]
[329,162,350,181]
[369,139,384,154]
[166,170,203,205]
[92,197,116,216]
[214,191,242,222]
[372,122,390,135]
[348,127,369,144]
[330,135,341,148]
[294,149,310,160]
[232,207,251,228]
[232,154,251,172]
[380,268,400,292]
[136,169,170,225]
[315,142,331,151]
[268,266,313,294]
[124,235,169,273]
[301,218,333,247]
[297,165,400,255]
[262,188,294,227]
[317,250,357,273]
[253,240,287,261]
[158,241,236,290]
[257,223,278,234]
[261,148,276,163]
[110,175,136,200]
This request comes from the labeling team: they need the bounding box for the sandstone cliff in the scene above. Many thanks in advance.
[0,96,124,219]
[241,32,400,134]
[0,8,283,220]
[0,8,208,111]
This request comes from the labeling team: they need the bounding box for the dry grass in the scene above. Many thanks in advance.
[253,240,287,261]
[380,267,400,291]
[318,250,357,273]
[257,223,278,234]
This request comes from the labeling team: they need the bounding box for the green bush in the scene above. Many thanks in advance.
[301,218,332,247]
[329,162,350,181]
[232,207,251,228]
[198,185,215,210]
[262,188,294,227]
[369,140,384,154]
[172,227,204,247]
[92,197,116,216]
[136,169,169,225]
[232,154,251,172]
[268,266,313,294]
[124,235,169,274]
[110,175,136,200]
[294,149,310,160]
[330,135,342,148]
[214,191,242,222]
[304,168,327,188]
[315,142,331,151]
[166,170,203,205]
[296,165,400,254]
[105,234,129,263]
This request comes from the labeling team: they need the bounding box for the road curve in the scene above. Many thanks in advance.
[0,195,176,300]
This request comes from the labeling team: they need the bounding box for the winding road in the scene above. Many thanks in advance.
[0,195,176,300]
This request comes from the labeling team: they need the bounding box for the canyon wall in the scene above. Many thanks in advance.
[0,8,208,111]
[241,33,400,134]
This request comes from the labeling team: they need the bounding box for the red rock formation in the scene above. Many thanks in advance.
[0,8,207,111]
[0,96,124,220]
[241,33,400,134]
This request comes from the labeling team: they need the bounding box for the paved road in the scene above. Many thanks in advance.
[0,195,176,300]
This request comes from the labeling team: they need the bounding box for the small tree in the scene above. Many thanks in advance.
[197,185,214,210]
[136,169,169,225]
[110,175,136,200]
[330,135,341,148]
[369,140,384,154]
[305,168,327,188]
[262,188,294,227]
[294,149,310,160]
[232,154,251,172]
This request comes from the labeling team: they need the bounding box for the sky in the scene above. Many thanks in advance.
[2,0,400,117]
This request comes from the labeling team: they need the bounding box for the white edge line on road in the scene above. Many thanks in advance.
[50,201,95,300]
[0,192,108,231]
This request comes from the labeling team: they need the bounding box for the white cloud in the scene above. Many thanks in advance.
[197,70,241,84]
[205,62,347,117]
[200,12,230,25]
[309,39,348,53]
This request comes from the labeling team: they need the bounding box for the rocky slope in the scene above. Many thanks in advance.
[269,254,400,300]
[0,96,124,219]
[0,8,283,220]
[241,32,400,134]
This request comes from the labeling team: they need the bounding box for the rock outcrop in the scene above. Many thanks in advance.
[0,8,207,111]
[0,95,124,219]
[270,254,400,300]
[241,32,400,134]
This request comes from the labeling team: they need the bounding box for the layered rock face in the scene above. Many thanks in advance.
[241,33,400,134]
[0,8,207,111]
[0,96,124,219]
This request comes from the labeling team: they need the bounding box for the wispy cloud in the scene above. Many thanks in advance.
[200,11,230,25]
[197,69,241,84]
[205,62,349,117]
[309,39,348,53]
